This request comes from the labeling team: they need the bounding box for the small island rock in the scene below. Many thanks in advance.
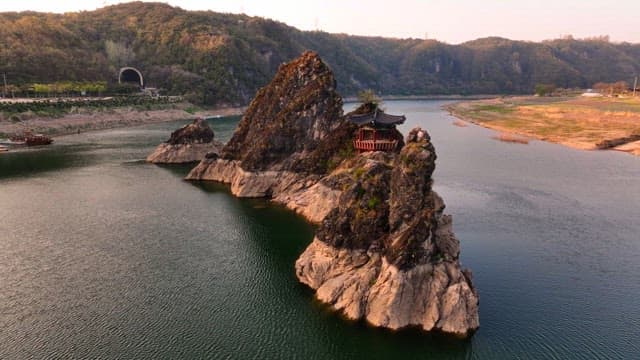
[146,118,223,164]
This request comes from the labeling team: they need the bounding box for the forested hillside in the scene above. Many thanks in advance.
[1,2,638,106]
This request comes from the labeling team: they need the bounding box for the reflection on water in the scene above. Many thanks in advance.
[0,116,240,180]
[1,106,639,359]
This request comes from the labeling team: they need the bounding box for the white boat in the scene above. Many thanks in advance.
[0,138,25,146]
[0,145,8,152]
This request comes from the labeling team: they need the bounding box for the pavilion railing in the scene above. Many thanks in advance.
[353,139,398,152]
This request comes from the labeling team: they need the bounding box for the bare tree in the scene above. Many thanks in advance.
[105,40,136,67]
[593,81,628,96]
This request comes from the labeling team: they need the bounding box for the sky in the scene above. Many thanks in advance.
[1,0,639,44]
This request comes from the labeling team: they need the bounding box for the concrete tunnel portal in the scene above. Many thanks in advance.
[118,67,144,88]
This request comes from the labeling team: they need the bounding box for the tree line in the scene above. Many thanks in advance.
[0,2,638,106]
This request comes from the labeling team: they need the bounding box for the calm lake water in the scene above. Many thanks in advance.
[1,101,639,359]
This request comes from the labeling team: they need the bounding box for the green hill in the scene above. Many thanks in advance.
[1,2,639,106]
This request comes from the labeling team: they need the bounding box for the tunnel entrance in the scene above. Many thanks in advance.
[118,67,144,88]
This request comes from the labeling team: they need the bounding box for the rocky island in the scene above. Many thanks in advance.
[147,118,224,164]
[186,51,479,337]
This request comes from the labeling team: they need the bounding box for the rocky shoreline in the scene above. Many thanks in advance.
[0,104,243,138]
[186,51,479,337]
[187,159,339,222]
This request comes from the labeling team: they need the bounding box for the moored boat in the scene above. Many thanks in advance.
[9,131,53,146]
[25,134,53,146]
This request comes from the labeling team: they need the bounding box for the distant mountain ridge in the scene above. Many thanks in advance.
[1,2,639,105]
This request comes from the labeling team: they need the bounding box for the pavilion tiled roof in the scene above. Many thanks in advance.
[347,109,406,127]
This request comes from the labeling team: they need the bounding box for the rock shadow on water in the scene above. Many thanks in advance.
[307,294,475,357]
[153,163,197,177]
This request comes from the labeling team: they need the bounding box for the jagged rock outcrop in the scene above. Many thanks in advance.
[186,51,479,337]
[146,118,223,163]
[218,50,353,174]
[187,51,357,221]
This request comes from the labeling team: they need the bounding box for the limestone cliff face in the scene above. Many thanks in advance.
[186,51,479,337]
[147,118,223,164]
[220,50,353,174]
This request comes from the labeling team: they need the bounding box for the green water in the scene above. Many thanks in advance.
[1,104,639,359]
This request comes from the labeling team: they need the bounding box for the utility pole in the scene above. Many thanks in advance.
[634,76,638,97]
[2,73,7,98]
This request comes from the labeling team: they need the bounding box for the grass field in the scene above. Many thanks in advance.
[446,96,640,155]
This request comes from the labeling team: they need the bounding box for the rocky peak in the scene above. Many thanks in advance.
[316,127,449,269]
[385,128,442,269]
[221,51,347,173]
[168,118,214,145]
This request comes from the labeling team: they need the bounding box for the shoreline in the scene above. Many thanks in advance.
[344,94,499,103]
[0,104,245,139]
[445,96,640,156]
[443,101,580,145]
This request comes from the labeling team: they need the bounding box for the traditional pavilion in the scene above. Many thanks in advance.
[348,108,405,152]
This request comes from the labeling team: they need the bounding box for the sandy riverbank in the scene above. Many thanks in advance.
[446,96,640,156]
[0,104,244,138]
